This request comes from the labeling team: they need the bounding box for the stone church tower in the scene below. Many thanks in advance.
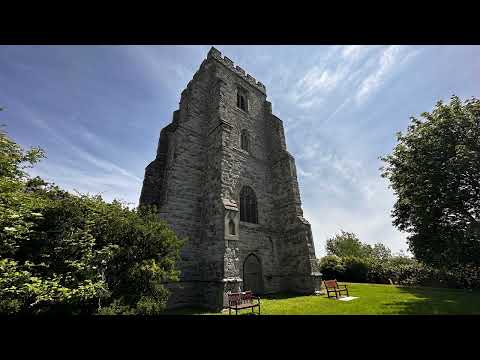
[140,47,321,310]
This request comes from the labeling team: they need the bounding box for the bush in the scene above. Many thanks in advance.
[441,264,480,289]
[96,299,137,315]
[365,259,391,284]
[343,256,369,283]
[317,253,480,290]
[319,228,480,289]
[318,255,346,281]
[0,128,184,315]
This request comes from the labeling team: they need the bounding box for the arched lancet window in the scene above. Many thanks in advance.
[240,130,250,152]
[237,87,248,111]
[240,186,258,224]
[229,219,236,235]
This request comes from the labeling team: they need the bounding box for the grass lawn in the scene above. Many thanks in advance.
[166,283,480,315]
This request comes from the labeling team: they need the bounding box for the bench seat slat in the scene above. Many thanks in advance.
[229,303,260,310]
[227,291,261,314]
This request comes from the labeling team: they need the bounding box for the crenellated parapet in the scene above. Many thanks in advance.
[207,47,267,94]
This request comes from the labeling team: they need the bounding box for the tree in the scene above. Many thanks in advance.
[318,255,345,281]
[370,243,392,261]
[325,230,371,258]
[0,125,183,314]
[0,125,46,259]
[381,95,480,270]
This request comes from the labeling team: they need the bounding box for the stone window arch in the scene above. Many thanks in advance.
[240,129,250,152]
[240,186,258,224]
[228,219,236,235]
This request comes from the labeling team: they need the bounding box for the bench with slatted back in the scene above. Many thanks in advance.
[323,279,349,299]
[227,291,261,315]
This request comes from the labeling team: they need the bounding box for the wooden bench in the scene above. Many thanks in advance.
[227,291,261,315]
[323,279,349,299]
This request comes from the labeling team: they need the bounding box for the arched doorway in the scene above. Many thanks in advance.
[243,254,263,295]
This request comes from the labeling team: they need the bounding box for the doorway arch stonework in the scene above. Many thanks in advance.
[243,253,264,295]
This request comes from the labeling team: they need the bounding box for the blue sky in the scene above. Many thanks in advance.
[1,45,479,257]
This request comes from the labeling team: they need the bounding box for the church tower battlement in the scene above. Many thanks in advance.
[140,47,321,310]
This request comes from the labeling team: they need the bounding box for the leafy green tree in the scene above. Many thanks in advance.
[387,250,414,267]
[318,255,345,281]
[381,96,480,270]
[370,243,392,261]
[325,230,372,258]
[343,256,369,283]
[0,125,183,314]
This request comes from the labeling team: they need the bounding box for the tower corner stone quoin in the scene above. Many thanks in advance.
[139,47,321,311]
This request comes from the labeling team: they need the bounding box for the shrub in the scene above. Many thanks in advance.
[343,256,369,283]
[317,253,480,289]
[441,264,480,289]
[318,255,346,281]
[0,128,184,315]
[365,259,391,284]
[319,238,480,289]
[96,299,137,315]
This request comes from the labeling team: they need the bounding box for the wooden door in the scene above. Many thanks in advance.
[243,254,263,295]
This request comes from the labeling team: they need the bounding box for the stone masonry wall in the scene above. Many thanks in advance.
[140,47,320,310]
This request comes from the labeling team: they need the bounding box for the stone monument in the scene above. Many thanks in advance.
[140,47,321,310]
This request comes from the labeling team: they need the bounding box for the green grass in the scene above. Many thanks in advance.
[164,283,480,315]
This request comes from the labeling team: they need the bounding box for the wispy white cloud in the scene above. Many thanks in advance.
[123,45,196,95]
[296,165,313,178]
[70,144,142,183]
[297,142,323,161]
[303,174,410,257]
[355,45,420,105]
[297,68,343,98]
[32,162,141,205]
[298,146,364,188]
[289,45,376,109]
[341,45,367,60]
[321,97,352,125]
[13,99,142,184]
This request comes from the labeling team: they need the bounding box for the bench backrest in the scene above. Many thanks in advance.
[323,279,339,289]
[228,291,254,306]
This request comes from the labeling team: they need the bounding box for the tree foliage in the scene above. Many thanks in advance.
[370,243,392,261]
[0,126,183,314]
[318,255,346,281]
[381,96,480,269]
[325,230,371,258]
[325,230,391,261]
